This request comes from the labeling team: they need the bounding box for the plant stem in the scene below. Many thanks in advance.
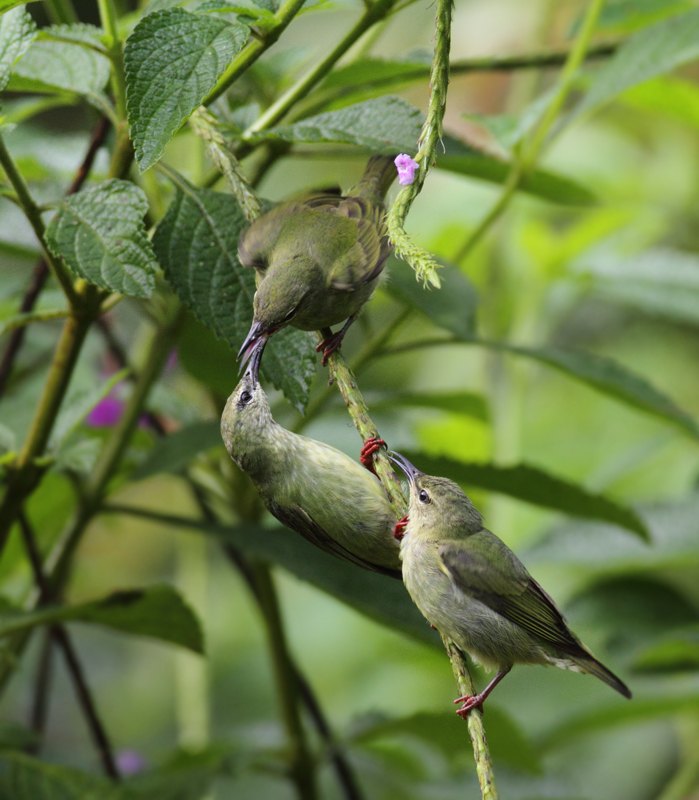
[43,0,78,25]
[0,133,79,307]
[203,0,308,107]
[248,562,318,800]
[243,0,397,138]
[442,636,497,800]
[97,0,127,120]
[28,632,53,754]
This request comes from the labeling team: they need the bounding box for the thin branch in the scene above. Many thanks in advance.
[18,511,120,781]
[28,631,53,754]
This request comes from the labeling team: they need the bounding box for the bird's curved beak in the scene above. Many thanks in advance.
[242,337,266,385]
[237,321,266,363]
[389,451,423,488]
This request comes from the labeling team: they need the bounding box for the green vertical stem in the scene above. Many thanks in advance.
[249,562,318,800]
[97,0,127,120]
[43,0,78,25]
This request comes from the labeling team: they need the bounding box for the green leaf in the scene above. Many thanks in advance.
[576,247,699,327]
[46,180,158,298]
[153,174,316,412]
[385,257,478,339]
[633,626,699,672]
[577,7,699,117]
[36,23,106,52]
[131,420,223,481]
[352,707,541,775]
[572,0,692,35]
[8,35,110,98]
[0,6,35,94]
[105,505,440,648]
[367,390,488,422]
[0,752,115,800]
[622,76,699,128]
[494,342,699,439]
[0,585,204,653]
[124,8,249,171]
[398,451,649,539]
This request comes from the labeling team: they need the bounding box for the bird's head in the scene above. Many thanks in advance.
[221,339,272,461]
[389,452,483,540]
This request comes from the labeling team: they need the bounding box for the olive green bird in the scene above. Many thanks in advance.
[237,154,397,366]
[221,340,401,577]
[389,451,631,716]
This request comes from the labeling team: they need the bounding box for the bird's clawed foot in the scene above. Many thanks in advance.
[454,693,485,718]
[393,515,408,541]
[316,331,345,366]
[359,437,385,474]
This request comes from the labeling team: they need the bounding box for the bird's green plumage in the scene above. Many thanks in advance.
[237,155,396,345]
[221,371,401,578]
[395,464,631,699]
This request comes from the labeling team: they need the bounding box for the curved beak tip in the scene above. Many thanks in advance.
[389,451,422,485]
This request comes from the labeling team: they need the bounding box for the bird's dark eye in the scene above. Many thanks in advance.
[239,390,252,405]
[418,489,431,504]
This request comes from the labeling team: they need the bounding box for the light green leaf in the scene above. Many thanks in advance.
[46,180,158,298]
[633,626,699,672]
[385,257,478,339]
[577,7,699,117]
[0,6,35,93]
[8,35,110,98]
[36,22,106,52]
[124,8,249,171]
[153,173,317,412]
[575,0,693,35]
[105,505,440,648]
[622,75,699,128]
[131,420,223,481]
[367,390,488,422]
[0,585,204,653]
[398,451,649,539]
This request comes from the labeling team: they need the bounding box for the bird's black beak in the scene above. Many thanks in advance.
[242,337,266,385]
[389,451,423,488]
[237,321,266,362]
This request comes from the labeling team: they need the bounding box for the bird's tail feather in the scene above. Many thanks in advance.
[352,155,398,203]
[574,653,632,699]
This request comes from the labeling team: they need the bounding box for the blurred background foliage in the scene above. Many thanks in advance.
[2,0,699,798]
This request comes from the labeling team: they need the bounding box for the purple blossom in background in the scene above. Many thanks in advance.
[394,154,419,186]
[165,348,178,372]
[86,396,124,427]
[116,749,146,776]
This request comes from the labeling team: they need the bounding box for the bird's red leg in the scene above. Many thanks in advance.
[316,315,357,366]
[393,515,408,541]
[454,667,511,718]
[359,437,385,474]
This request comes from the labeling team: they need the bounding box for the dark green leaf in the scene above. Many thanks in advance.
[494,342,699,439]
[577,8,699,117]
[385,257,478,339]
[131,420,223,481]
[319,56,430,95]
[0,752,115,800]
[46,180,158,297]
[104,505,440,648]
[125,8,248,171]
[0,7,35,93]
[177,313,239,397]
[153,173,316,412]
[398,451,649,539]
[368,390,488,422]
[0,585,204,653]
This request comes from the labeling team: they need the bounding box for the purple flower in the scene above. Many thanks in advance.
[117,749,146,776]
[86,396,124,427]
[394,154,419,186]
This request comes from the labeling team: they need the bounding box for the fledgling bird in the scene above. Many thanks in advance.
[220,340,401,577]
[237,154,397,366]
[389,451,631,716]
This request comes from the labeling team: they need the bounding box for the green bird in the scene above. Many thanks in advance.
[220,340,401,577]
[237,154,397,366]
[389,451,631,716]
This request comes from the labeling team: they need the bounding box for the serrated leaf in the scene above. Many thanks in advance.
[131,420,222,481]
[36,22,106,51]
[0,585,204,653]
[398,451,649,539]
[153,174,316,411]
[106,505,440,647]
[385,257,478,339]
[46,180,158,298]
[125,8,249,171]
[0,6,35,93]
[0,753,116,800]
[577,7,699,118]
[8,35,110,97]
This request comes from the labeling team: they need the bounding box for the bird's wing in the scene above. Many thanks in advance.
[267,500,402,580]
[237,202,300,271]
[439,532,583,653]
[326,196,391,291]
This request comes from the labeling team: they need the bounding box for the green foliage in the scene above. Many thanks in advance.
[46,180,158,297]
[0,7,35,95]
